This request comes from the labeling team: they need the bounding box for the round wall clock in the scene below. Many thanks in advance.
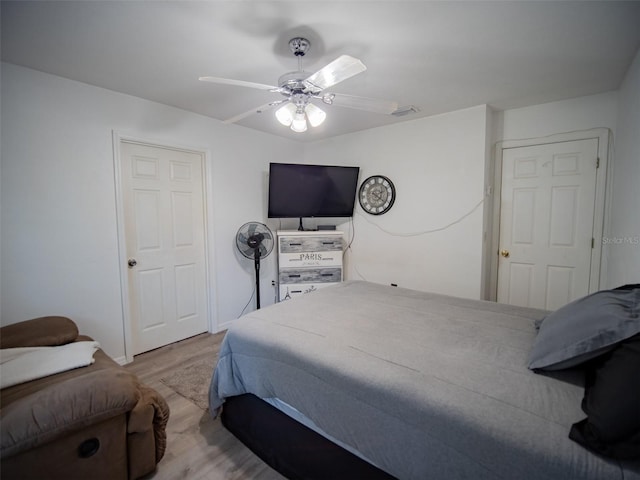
[358,175,396,215]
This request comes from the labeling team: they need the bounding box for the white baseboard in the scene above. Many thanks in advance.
[217,319,233,332]
[113,355,128,365]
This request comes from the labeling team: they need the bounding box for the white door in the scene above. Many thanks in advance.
[120,141,208,355]
[497,138,599,310]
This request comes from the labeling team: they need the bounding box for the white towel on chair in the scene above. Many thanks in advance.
[0,341,100,389]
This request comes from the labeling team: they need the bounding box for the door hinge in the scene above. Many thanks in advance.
[596,157,600,169]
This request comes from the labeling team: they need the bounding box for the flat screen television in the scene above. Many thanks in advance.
[268,162,360,219]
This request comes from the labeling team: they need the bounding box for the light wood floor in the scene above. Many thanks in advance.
[125,332,286,480]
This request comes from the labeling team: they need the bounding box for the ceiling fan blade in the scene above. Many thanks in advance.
[324,93,399,115]
[223,102,282,124]
[199,76,278,91]
[303,55,366,92]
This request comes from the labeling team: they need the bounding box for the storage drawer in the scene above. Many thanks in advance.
[279,267,342,285]
[279,282,334,301]
[279,236,343,253]
[278,250,342,268]
[276,231,344,303]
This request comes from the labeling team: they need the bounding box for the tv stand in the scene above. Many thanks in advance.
[298,217,305,231]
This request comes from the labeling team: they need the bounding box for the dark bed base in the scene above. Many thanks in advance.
[221,394,397,480]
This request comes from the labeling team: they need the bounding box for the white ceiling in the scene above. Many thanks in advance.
[2,1,640,142]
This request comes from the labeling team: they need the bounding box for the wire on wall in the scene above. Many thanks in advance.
[355,196,485,237]
[343,216,368,281]
[343,216,356,258]
[346,196,486,282]
[237,287,255,318]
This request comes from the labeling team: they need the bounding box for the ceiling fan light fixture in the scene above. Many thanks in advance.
[291,111,308,132]
[275,102,296,126]
[306,103,326,127]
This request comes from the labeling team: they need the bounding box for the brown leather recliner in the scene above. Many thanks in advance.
[0,316,169,479]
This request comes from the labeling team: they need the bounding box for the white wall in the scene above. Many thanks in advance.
[607,49,640,287]
[496,91,618,142]
[306,105,490,300]
[0,63,298,360]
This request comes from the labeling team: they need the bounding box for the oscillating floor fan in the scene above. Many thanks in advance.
[236,222,274,309]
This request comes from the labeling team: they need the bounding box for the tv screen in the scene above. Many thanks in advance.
[268,163,360,218]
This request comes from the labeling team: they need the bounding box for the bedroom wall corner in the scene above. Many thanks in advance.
[480,106,496,301]
[305,105,490,300]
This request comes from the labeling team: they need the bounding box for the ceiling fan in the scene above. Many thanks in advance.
[199,37,399,133]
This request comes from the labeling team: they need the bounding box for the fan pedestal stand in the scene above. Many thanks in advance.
[236,222,274,311]
[254,248,262,309]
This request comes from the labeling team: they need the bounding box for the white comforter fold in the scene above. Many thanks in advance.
[0,341,100,389]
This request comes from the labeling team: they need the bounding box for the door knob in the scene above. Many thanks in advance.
[128,258,138,268]
[500,249,510,258]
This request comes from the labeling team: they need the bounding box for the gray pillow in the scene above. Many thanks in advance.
[528,287,640,371]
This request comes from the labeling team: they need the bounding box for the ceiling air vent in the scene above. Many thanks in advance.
[391,105,420,117]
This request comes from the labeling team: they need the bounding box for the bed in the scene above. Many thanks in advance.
[209,281,640,479]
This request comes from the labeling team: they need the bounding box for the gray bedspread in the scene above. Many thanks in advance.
[210,281,640,480]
